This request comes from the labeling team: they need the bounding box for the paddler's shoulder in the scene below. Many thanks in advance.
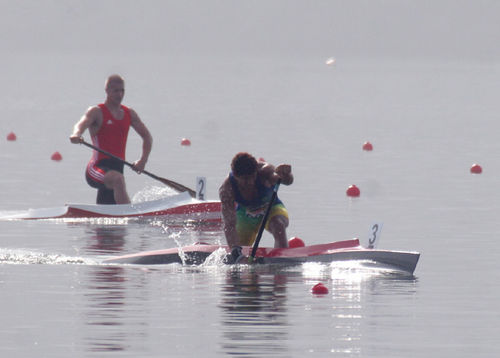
[85,104,102,115]
[258,162,275,176]
[127,106,141,121]
[219,176,235,201]
[84,105,104,125]
[219,175,233,193]
[257,162,276,185]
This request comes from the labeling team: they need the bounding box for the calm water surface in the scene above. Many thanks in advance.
[1,53,499,357]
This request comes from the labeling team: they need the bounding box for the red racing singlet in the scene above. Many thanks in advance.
[89,104,131,164]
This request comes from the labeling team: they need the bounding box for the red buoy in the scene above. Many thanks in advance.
[7,132,17,141]
[470,164,482,174]
[362,141,373,151]
[181,138,191,146]
[288,237,305,248]
[51,151,63,161]
[311,283,329,295]
[346,184,360,197]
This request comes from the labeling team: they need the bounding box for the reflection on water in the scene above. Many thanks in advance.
[83,265,149,354]
[219,269,290,358]
[84,226,128,254]
[84,266,128,353]
[79,223,154,355]
[301,262,418,356]
[216,263,418,357]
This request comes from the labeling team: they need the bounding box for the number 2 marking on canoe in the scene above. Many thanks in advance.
[196,177,206,200]
[368,222,383,249]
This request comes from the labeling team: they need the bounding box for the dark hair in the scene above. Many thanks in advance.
[231,152,258,176]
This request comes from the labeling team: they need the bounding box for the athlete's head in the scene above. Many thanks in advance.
[105,74,124,90]
[231,152,258,177]
[105,74,125,104]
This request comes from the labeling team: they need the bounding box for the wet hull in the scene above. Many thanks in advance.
[104,239,420,273]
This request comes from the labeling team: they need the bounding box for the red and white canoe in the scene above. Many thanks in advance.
[103,238,420,273]
[1,192,221,222]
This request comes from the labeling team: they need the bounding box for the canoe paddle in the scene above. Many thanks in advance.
[248,178,281,263]
[80,140,196,197]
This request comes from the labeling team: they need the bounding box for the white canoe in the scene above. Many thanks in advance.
[1,191,222,221]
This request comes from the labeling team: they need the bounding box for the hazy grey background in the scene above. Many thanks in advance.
[1,0,498,60]
[1,2,500,357]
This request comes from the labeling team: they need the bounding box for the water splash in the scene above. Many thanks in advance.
[0,248,98,265]
[200,248,228,267]
[132,185,178,203]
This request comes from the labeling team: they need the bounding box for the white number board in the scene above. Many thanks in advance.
[367,222,383,249]
[196,177,206,200]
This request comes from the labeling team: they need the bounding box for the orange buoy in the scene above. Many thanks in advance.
[362,141,373,151]
[181,138,191,146]
[311,283,329,295]
[7,132,17,141]
[346,184,360,197]
[51,151,62,161]
[288,237,305,248]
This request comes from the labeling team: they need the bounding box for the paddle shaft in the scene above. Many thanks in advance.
[248,179,281,263]
[80,140,196,197]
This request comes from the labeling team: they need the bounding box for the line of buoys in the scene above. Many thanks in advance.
[51,151,63,161]
[470,163,482,174]
[311,283,329,295]
[181,138,191,146]
[7,132,17,141]
[6,132,65,163]
[348,141,372,197]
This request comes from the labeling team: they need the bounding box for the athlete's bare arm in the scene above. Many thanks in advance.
[219,178,240,248]
[70,106,103,143]
[129,108,153,172]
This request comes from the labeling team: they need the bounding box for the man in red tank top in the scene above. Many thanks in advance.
[69,75,153,204]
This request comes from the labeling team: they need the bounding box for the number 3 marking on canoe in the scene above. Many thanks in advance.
[368,222,383,249]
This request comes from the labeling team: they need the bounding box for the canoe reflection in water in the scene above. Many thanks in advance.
[219,270,289,357]
[83,265,129,353]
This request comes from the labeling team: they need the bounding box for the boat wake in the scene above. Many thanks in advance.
[0,248,98,265]
[0,210,28,220]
